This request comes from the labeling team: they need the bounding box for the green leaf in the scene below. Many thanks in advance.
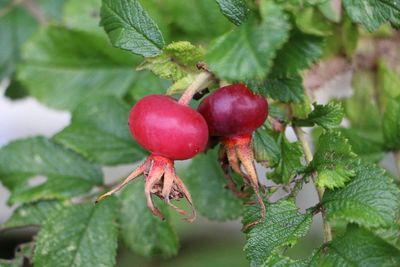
[137,41,204,81]
[54,96,145,165]
[0,6,38,80]
[206,1,290,80]
[0,243,34,267]
[321,12,359,57]
[318,0,341,22]
[344,71,382,130]
[215,0,249,26]
[269,103,290,122]
[343,0,400,31]
[374,224,400,251]
[248,74,304,103]
[162,41,204,66]
[383,97,400,150]
[249,29,324,105]
[272,29,324,75]
[184,148,243,221]
[63,0,104,35]
[163,0,232,42]
[262,252,310,267]
[316,225,400,266]
[252,127,281,167]
[339,128,384,163]
[265,75,304,103]
[119,179,179,257]
[100,0,164,57]
[378,61,400,111]
[243,200,312,267]
[17,26,139,110]
[291,97,312,119]
[323,162,400,228]
[310,131,357,189]
[3,200,66,228]
[293,102,344,129]
[0,137,102,204]
[275,0,329,8]
[340,14,360,57]
[0,260,21,267]
[293,7,333,36]
[136,41,206,95]
[270,135,303,184]
[4,76,28,100]
[33,198,118,267]
[315,169,354,191]
[137,0,172,43]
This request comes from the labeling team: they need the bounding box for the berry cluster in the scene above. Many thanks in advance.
[97,83,268,227]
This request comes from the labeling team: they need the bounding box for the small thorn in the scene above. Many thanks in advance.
[242,218,263,231]
[183,217,195,223]
[243,200,258,205]
[95,194,109,203]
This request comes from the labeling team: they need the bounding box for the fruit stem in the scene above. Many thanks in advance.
[178,72,214,105]
[293,126,332,243]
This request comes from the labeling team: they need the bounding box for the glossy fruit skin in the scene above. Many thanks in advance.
[129,95,209,160]
[198,84,268,137]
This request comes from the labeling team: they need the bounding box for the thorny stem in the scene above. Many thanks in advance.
[178,71,214,105]
[293,126,332,243]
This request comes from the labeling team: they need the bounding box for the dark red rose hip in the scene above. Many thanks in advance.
[198,84,268,137]
[198,84,268,228]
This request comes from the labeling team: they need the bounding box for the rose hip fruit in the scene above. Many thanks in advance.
[130,95,209,160]
[198,84,267,137]
[97,95,209,222]
[198,84,268,228]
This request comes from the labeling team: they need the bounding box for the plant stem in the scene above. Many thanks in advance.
[178,72,214,105]
[293,126,332,242]
[294,127,313,163]
[394,151,400,179]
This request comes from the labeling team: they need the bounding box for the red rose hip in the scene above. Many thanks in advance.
[198,84,268,229]
[97,94,209,222]
[130,95,208,160]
